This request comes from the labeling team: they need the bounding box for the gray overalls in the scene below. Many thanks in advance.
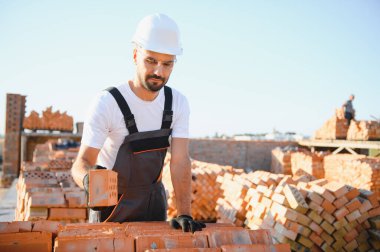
[89,86,173,223]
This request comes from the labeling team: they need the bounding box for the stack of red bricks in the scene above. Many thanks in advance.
[23,106,74,132]
[243,171,380,251]
[347,120,380,141]
[271,147,295,175]
[0,220,291,251]
[0,220,61,252]
[314,108,349,140]
[215,171,253,227]
[290,150,328,179]
[162,154,238,221]
[324,154,380,200]
[55,221,289,252]
[15,141,86,223]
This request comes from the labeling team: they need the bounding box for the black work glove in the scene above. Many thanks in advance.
[170,215,206,233]
[83,173,89,195]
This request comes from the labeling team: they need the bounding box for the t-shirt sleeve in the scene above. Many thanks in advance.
[171,94,190,138]
[81,92,113,149]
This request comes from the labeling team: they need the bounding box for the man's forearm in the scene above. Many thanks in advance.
[170,158,192,216]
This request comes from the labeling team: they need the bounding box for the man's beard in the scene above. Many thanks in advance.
[142,74,168,92]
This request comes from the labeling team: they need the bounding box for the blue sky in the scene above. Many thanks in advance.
[1,1,379,137]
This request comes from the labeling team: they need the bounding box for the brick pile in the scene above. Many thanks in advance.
[243,171,380,251]
[347,120,380,141]
[270,147,295,175]
[290,150,328,179]
[55,222,287,252]
[314,108,349,140]
[23,106,74,132]
[324,154,380,200]
[162,154,238,221]
[0,220,291,251]
[215,171,252,227]
[0,220,61,252]
[15,141,86,223]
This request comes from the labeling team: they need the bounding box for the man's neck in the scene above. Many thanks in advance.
[129,79,159,101]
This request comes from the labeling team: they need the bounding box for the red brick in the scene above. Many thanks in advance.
[309,222,323,236]
[135,234,208,252]
[248,229,272,245]
[88,169,118,207]
[324,181,349,198]
[321,199,336,214]
[48,208,87,220]
[334,207,349,221]
[345,198,361,212]
[207,228,252,248]
[0,221,32,233]
[369,206,380,217]
[333,196,349,209]
[32,220,62,235]
[0,231,52,252]
[309,232,323,247]
[220,244,290,252]
[343,228,358,243]
[64,191,86,207]
[54,235,133,252]
[145,249,221,252]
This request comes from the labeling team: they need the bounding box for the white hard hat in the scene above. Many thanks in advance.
[132,13,183,55]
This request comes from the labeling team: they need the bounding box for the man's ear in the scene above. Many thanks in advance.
[133,48,138,64]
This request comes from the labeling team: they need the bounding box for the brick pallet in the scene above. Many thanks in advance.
[271,147,294,175]
[15,141,86,223]
[324,154,380,200]
[243,171,380,251]
[23,106,74,132]
[162,154,238,221]
[347,120,380,141]
[290,150,328,179]
[0,220,291,252]
[314,108,348,140]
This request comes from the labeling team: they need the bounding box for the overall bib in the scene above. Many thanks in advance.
[89,86,173,223]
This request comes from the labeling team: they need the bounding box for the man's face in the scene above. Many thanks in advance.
[134,48,176,92]
[350,95,355,101]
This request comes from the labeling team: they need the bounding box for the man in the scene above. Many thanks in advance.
[71,13,205,233]
[342,94,355,126]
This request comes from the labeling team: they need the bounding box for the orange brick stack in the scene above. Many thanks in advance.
[0,220,61,252]
[23,106,74,132]
[15,141,86,223]
[162,154,237,221]
[215,171,262,227]
[271,147,295,175]
[324,154,380,200]
[347,120,380,140]
[242,170,380,251]
[314,108,349,140]
[290,150,328,179]
[52,221,288,252]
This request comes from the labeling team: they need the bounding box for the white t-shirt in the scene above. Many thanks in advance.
[81,83,190,169]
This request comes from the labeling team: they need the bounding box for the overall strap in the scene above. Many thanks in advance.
[106,87,138,134]
[161,86,173,129]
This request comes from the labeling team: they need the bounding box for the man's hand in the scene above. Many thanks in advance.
[170,215,206,233]
[83,173,89,194]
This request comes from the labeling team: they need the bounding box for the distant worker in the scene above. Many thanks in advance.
[71,13,205,233]
[342,94,355,126]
